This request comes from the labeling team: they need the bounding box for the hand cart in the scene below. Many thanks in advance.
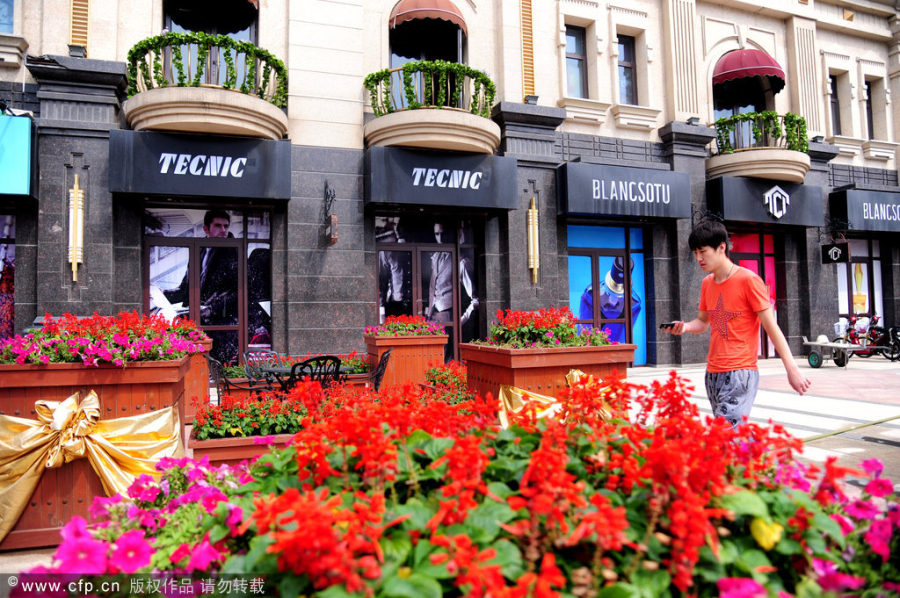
[801,335,866,368]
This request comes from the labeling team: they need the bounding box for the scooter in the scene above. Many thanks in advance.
[832,315,900,362]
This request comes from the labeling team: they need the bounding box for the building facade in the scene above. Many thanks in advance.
[0,0,898,367]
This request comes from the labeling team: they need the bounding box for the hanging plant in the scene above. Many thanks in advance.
[714,111,808,154]
[126,31,289,108]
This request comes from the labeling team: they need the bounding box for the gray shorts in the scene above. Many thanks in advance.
[705,369,760,428]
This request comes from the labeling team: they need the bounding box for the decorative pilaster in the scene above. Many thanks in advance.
[786,16,822,136]
[661,0,699,122]
[889,15,900,146]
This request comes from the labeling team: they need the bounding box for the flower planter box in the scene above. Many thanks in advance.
[459,343,636,401]
[366,335,448,388]
[0,357,189,551]
[183,338,213,424]
[188,431,295,469]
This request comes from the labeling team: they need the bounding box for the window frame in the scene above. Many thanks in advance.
[564,25,588,99]
[617,34,637,105]
[829,74,842,137]
[865,80,875,141]
[837,238,882,320]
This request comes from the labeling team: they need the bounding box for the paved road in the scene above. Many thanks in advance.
[629,355,900,491]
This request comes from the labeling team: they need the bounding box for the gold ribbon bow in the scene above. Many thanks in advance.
[498,369,612,428]
[0,390,184,544]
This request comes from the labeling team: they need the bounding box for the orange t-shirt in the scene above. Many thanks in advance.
[698,267,771,373]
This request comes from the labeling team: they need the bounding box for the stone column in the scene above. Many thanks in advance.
[491,102,566,316]
[890,15,900,147]
[26,54,128,318]
[661,0,700,123]
[786,16,823,137]
[658,121,716,366]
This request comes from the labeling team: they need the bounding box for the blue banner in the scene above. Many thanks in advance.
[0,116,31,195]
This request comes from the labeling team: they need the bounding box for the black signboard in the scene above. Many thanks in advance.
[830,189,900,233]
[365,146,518,210]
[557,163,691,218]
[108,130,291,200]
[821,242,850,264]
[706,177,824,227]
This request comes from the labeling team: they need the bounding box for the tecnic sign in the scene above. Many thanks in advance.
[706,177,824,227]
[108,130,291,200]
[557,163,691,218]
[365,146,518,210]
[821,242,850,264]
[829,189,900,233]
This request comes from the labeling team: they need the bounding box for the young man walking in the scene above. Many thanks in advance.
[665,220,811,427]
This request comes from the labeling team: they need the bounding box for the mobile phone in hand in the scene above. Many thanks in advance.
[659,322,676,330]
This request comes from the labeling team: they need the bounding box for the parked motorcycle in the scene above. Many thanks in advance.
[831,315,900,365]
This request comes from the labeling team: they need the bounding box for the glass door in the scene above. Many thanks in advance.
[730,232,778,358]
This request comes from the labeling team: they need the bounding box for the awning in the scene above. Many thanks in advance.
[164,0,258,35]
[389,0,467,36]
[712,49,785,94]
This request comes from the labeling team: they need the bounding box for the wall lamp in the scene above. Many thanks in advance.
[686,116,700,126]
[527,197,539,284]
[68,174,84,282]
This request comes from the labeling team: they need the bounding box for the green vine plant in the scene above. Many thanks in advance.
[363,59,497,118]
[126,31,288,108]
[714,111,809,154]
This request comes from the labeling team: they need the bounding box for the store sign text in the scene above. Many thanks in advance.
[591,179,671,204]
[411,167,483,190]
[158,153,248,178]
[862,201,900,222]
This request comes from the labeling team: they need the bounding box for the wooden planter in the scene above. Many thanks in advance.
[188,431,295,469]
[183,338,213,424]
[459,343,636,401]
[366,335,448,388]
[0,357,189,551]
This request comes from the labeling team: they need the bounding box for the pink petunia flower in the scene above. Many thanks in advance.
[830,513,854,536]
[860,458,884,477]
[845,499,880,520]
[169,543,191,565]
[112,530,153,574]
[865,518,893,561]
[54,536,109,575]
[865,477,895,498]
[717,577,766,598]
[186,540,221,572]
[59,517,90,543]
[817,571,866,592]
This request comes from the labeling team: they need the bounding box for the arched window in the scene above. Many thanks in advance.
[712,49,785,122]
[389,0,466,69]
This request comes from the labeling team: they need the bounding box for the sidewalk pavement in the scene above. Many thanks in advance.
[2,355,898,575]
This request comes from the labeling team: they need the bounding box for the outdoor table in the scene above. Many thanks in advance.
[259,362,354,392]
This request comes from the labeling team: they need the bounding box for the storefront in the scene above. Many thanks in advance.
[707,176,824,357]
[365,146,518,360]
[829,187,900,324]
[557,162,692,366]
[109,129,291,364]
[0,113,36,339]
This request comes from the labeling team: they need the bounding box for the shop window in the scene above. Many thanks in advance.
[617,35,636,105]
[0,214,14,339]
[729,232,778,358]
[829,74,842,137]
[565,26,588,99]
[376,215,480,362]
[144,207,271,365]
[865,81,874,140]
[163,0,258,87]
[837,239,882,321]
[567,225,646,366]
[0,0,13,34]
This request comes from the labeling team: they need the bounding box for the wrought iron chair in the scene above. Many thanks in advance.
[356,348,392,392]
[286,355,343,391]
[204,354,259,400]
[242,349,279,392]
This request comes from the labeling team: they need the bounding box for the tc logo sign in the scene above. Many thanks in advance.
[764,185,790,219]
[828,246,842,261]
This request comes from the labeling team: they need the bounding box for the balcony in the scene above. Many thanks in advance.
[123,32,289,140]
[363,60,500,154]
[706,112,810,184]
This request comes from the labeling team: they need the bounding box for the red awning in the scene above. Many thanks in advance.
[389,0,467,36]
[712,49,785,93]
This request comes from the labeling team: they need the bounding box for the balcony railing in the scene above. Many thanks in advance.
[363,60,496,119]
[714,112,809,154]
[126,32,288,108]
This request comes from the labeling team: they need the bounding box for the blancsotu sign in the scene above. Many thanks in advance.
[158,153,248,178]
[411,167,483,189]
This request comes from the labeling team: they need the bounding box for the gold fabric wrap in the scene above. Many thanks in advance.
[498,369,611,428]
[0,390,184,544]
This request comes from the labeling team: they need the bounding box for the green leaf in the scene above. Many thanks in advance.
[796,578,823,598]
[406,430,433,448]
[774,537,803,556]
[316,585,358,598]
[486,482,514,499]
[396,498,436,531]
[466,499,516,543]
[488,539,524,579]
[414,538,437,568]
[631,568,672,598]
[721,491,770,519]
[423,437,455,460]
[382,573,442,598]
[597,583,642,598]
[381,533,413,564]
[812,511,845,548]
[736,549,773,581]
